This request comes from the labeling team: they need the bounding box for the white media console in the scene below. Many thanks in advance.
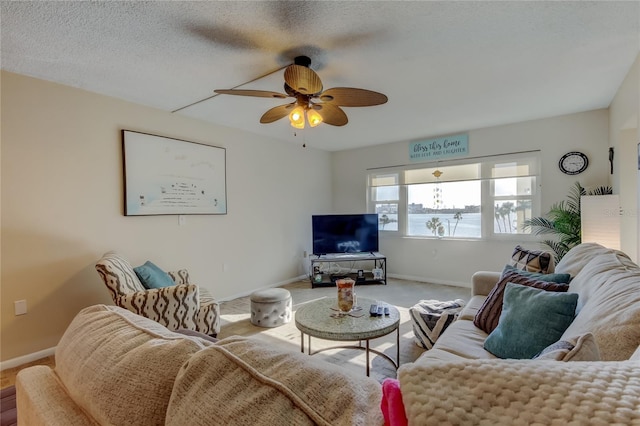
[309,252,387,288]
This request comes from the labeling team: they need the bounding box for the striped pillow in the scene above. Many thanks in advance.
[473,270,570,334]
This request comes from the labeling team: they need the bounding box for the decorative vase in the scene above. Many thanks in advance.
[336,278,356,312]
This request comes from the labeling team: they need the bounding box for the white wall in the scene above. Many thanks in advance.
[609,54,639,262]
[1,71,332,361]
[332,110,610,286]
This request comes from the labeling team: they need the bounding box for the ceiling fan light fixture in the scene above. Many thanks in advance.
[307,108,323,127]
[289,105,305,129]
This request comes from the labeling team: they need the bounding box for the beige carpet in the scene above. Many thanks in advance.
[218,278,470,383]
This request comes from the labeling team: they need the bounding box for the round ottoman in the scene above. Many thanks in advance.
[250,288,292,328]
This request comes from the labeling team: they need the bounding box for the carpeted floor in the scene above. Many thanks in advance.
[218,278,471,383]
[0,277,471,424]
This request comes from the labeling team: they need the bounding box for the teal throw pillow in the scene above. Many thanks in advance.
[134,261,175,289]
[483,282,578,359]
[502,264,571,284]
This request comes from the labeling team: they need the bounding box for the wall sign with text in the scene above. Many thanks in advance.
[409,134,469,162]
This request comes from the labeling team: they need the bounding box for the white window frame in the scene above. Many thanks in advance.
[367,151,541,240]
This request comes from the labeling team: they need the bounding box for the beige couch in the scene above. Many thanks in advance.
[16,304,383,426]
[397,242,640,424]
[411,242,640,364]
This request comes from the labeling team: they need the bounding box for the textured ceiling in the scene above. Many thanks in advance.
[1,1,639,151]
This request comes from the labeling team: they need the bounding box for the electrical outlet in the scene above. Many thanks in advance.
[178,215,186,226]
[303,251,308,258]
[15,300,27,316]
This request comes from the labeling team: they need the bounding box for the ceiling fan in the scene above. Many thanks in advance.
[214,56,388,129]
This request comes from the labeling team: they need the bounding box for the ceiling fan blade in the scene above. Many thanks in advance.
[260,103,295,123]
[284,65,323,95]
[314,104,348,126]
[215,89,288,99]
[318,87,388,107]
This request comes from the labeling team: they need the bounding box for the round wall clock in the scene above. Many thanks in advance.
[559,151,589,175]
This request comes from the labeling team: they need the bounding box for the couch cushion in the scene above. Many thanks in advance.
[95,251,146,297]
[55,304,212,426]
[554,242,631,277]
[483,283,578,359]
[533,332,600,361]
[473,270,569,334]
[457,295,486,321]
[165,336,384,426]
[415,319,496,365]
[509,245,555,273]
[560,248,640,360]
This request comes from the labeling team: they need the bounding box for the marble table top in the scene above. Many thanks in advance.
[294,297,400,341]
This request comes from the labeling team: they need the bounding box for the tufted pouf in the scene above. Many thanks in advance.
[250,288,292,328]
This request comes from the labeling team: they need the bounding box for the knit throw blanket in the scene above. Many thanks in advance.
[398,359,640,425]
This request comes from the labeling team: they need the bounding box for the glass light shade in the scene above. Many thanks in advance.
[289,106,305,129]
[307,108,323,127]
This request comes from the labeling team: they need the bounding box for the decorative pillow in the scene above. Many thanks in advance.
[473,270,570,334]
[410,299,466,350]
[533,333,600,361]
[501,264,571,283]
[483,282,578,359]
[509,245,555,273]
[133,261,175,289]
[381,378,408,426]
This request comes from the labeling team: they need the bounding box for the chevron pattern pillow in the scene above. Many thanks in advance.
[410,299,466,350]
[510,245,555,274]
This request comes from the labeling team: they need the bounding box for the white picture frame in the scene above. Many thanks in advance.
[122,130,227,216]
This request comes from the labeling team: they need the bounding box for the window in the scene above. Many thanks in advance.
[368,152,540,239]
[370,173,400,231]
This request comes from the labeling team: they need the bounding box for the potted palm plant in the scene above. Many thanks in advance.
[523,182,612,262]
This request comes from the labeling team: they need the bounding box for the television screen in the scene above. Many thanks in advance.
[312,214,379,255]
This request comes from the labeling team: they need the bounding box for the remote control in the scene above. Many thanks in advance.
[377,305,384,316]
[369,304,378,316]
[384,306,390,316]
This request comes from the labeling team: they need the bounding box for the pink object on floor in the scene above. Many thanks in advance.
[381,378,408,426]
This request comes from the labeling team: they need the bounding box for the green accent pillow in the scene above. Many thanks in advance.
[134,261,175,289]
[502,264,571,283]
[484,282,578,359]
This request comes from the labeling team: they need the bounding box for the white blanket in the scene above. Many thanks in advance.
[398,359,640,425]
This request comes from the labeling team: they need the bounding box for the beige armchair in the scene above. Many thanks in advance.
[95,251,220,336]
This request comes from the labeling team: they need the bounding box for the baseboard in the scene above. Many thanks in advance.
[387,273,471,289]
[217,275,307,302]
[1,346,56,371]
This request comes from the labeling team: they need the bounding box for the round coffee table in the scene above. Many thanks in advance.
[294,296,400,376]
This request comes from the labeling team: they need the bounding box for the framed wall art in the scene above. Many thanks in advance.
[122,130,227,216]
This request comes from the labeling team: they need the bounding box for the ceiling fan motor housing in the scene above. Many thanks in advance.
[294,56,312,67]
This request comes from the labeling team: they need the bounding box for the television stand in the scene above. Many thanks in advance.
[309,252,387,288]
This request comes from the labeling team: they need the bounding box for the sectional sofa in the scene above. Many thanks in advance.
[16,243,640,425]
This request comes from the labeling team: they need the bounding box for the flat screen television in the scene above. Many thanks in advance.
[312,214,379,255]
